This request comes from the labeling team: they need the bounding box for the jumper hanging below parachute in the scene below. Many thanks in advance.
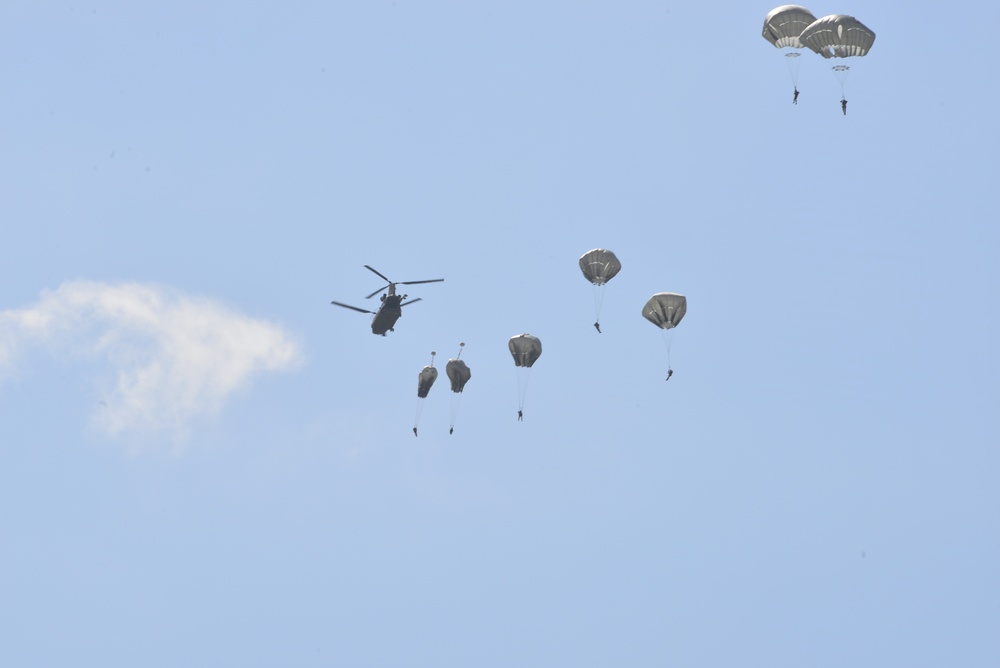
[445,343,472,435]
[798,14,876,114]
[642,293,687,380]
[761,5,818,104]
[413,352,437,436]
[508,334,542,421]
[579,248,621,333]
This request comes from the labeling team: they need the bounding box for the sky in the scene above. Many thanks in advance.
[1,1,998,666]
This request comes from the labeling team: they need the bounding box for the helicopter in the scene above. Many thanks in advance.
[330,265,444,335]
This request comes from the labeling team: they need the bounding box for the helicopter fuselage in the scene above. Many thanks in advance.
[370,295,403,335]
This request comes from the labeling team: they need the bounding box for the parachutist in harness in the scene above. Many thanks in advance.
[413,427,418,437]
[793,88,799,105]
[446,346,471,436]
[509,333,541,423]
[666,368,673,381]
[580,249,621,334]
[841,98,848,115]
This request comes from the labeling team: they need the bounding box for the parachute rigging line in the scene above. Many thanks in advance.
[832,64,850,97]
[661,328,676,376]
[785,51,802,88]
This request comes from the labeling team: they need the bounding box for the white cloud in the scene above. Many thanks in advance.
[0,280,303,441]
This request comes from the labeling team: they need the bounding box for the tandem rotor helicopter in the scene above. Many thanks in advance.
[330,265,444,335]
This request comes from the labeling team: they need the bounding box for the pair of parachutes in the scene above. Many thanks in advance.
[413,345,472,436]
[762,6,876,109]
[580,248,686,333]
[580,249,688,380]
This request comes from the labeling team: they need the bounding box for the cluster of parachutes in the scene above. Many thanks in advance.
[581,247,685,326]
[406,12,875,437]
[581,248,687,379]
[500,250,687,425]
[411,249,687,435]
[413,345,472,436]
[762,5,876,111]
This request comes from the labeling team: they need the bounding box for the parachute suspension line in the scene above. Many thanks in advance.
[661,329,676,377]
[454,342,464,360]
[515,367,531,413]
[833,65,850,100]
[413,401,425,435]
[449,394,462,433]
[592,285,606,329]
[785,52,802,89]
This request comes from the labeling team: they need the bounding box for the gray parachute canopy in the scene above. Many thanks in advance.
[508,334,542,368]
[762,5,817,48]
[799,14,876,58]
[642,293,687,330]
[579,249,622,286]
[416,365,438,398]
[446,359,471,393]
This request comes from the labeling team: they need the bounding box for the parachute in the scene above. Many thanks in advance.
[509,334,542,368]
[799,14,876,59]
[413,351,437,436]
[761,5,817,100]
[445,343,472,435]
[446,357,471,393]
[508,334,542,420]
[642,293,687,380]
[642,293,687,330]
[416,364,438,398]
[579,248,621,285]
[799,14,876,109]
[579,248,621,333]
[762,5,817,48]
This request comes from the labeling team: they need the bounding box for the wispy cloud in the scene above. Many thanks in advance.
[0,280,302,442]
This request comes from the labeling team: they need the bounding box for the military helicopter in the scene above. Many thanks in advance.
[330,265,444,335]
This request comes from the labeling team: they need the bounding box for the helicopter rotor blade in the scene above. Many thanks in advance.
[363,265,391,283]
[365,285,390,300]
[400,298,423,307]
[398,278,444,286]
[330,300,376,314]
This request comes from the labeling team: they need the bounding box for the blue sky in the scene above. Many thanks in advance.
[2,2,998,666]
